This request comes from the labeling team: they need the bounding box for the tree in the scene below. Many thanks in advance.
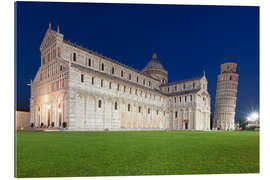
[239,117,247,130]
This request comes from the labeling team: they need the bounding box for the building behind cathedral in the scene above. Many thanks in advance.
[30,24,211,131]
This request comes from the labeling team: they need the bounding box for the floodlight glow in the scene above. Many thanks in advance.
[247,112,259,121]
[251,112,258,120]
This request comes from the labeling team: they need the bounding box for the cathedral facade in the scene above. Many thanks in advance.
[29,24,211,131]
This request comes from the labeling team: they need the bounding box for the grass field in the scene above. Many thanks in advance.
[16,130,259,177]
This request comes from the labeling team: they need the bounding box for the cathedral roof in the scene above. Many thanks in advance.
[160,76,202,87]
[63,40,161,82]
[71,63,202,97]
[166,89,201,97]
[142,53,167,72]
[71,63,165,96]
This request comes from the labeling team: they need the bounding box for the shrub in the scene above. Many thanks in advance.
[51,122,55,127]
[63,122,67,128]
[246,126,257,131]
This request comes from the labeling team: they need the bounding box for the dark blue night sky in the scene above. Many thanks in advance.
[16,2,259,119]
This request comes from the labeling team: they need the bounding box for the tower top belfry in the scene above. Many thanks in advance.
[220,62,237,74]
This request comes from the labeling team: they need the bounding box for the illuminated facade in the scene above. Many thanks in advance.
[30,24,211,131]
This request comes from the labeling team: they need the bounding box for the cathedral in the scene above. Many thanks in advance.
[29,24,211,131]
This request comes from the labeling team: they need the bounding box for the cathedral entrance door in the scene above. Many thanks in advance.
[184,120,188,130]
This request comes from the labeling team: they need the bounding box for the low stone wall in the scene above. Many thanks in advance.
[16,111,30,130]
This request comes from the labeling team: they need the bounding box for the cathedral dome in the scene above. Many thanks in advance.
[143,53,166,72]
[142,53,168,84]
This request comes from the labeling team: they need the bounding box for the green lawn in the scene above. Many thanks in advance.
[16,130,259,177]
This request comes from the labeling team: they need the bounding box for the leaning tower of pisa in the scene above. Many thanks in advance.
[213,62,239,130]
